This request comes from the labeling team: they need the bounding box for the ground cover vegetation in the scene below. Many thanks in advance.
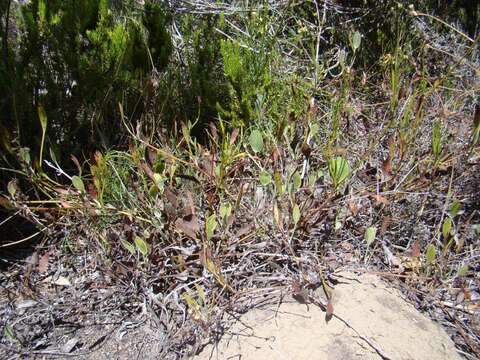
[0,0,479,358]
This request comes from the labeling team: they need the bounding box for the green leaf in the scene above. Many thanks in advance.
[219,202,232,221]
[328,156,350,190]
[457,264,468,277]
[153,173,164,192]
[134,236,149,257]
[274,171,284,195]
[292,204,300,225]
[351,31,361,52]
[49,147,58,164]
[426,244,436,264]
[249,130,264,153]
[3,324,17,344]
[121,239,135,255]
[206,214,217,241]
[19,148,30,165]
[7,181,16,198]
[71,175,85,192]
[442,218,452,239]
[450,201,461,217]
[259,171,272,186]
[38,105,48,133]
[309,123,319,138]
[292,171,302,191]
[364,226,376,246]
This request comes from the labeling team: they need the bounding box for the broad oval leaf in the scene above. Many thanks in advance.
[442,218,452,239]
[259,171,272,186]
[121,239,136,255]
[38,104,48,133]
[364,226,376,246]
[426,244,436,264]
[206,214,217,241]
[7,181,16,197]
[450,201,461,217]
[71,175,85,192]
[219,202,232,220]
[134,236,149,257]
[457,264,468,277]
[292,204,301,225]
[249,130,264,153]
[351,31,361,52]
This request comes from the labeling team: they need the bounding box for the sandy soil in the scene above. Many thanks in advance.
[194,272,461,360]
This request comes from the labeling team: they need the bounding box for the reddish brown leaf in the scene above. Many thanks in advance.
[184,190,195,216]
[147,148,157,165]
[209,122,218,140]
[381,155,392,177]
[37,251,51,273]
[70,154,82,174]
[348,200,359,216]
[140,161,155,182]
[411,240,421,258]
[370,194,390,205]
[236,224,254,238]
[87,183,98,199]
[474,104,480,128]
[164,187,178,209]
[175,216,200,239]
[94,150,103,164]
[60,200,72,208]
[326,299,334,317]
[230,128,240,145]
[380,216,392,236]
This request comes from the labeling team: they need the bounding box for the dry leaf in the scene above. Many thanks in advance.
[326,299,334,320]
[381,155,392,178]
[42,276,71,286]
[87,183,98,199]
[209,122,218,140]
[273,202,283,230]
[60,200,72,208]
[380,216,392,236]
[37,251,51,273]
[175,216,200,239]
[236,224,253,238]
[411,240,421,258]
[370,194,390,205]
[348,200,359,216]
[140,161,155,182]
[230,128,239,145]
[147,147,157,165]
[70,154,82,174]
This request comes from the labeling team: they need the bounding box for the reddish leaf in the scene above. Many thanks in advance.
[60,200,72,208]
[326,299,334,320]
[140,161,155,182]
[348,200,359,216]
[87,183,98,199]
[37,251,51,273]
[380,216,392,236]
[94,150,103,164]
[175,216,200,239]
[164,187,178,209]
[236,224,254,238]
[474,104,480,128]
[411,240,421,258]
[209,122,218,140]
[230,128,240,145]
[370,194,390,205]
[381,155,392,177]
[70,154,82,174]
[147,148,157,166]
